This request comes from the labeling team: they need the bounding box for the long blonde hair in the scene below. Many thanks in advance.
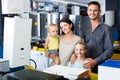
[74,42,87,52]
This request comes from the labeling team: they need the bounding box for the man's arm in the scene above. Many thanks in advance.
[95,26,114,64]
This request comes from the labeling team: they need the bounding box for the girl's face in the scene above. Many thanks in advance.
[60,22,72,34]
[74,44,86,57]
[49,26,58,37]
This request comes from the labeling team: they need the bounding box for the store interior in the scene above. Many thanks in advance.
[0,0,120,80]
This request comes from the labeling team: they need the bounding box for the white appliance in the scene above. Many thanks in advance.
[3,17,32,68]
[30,50,50,71]
[98,60,120,80]
[1,0,30,14]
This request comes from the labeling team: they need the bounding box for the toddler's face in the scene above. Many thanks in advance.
[49,26,58,37]
[74,44,86,57]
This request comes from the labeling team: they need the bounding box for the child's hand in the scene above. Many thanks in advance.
[45,52,49,57]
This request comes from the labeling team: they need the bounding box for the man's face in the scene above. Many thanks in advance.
[87,4,101,20]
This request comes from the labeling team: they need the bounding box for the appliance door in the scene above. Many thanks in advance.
[29,12,40,38]
[39,13,48,40]
[69,15,81,36]
[51,12,59,25]
[29,12,48,40]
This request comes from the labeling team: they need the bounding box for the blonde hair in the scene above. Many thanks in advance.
[74,42,87,50]
[48,24,58,30]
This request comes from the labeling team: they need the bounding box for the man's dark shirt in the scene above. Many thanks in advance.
[81,22,114,64]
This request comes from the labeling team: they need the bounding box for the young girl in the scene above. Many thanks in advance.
[68,42,90,70]
[44,24,60,65]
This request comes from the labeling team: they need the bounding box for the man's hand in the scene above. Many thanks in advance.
[83,58,97,69]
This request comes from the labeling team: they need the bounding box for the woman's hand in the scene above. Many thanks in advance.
[70,53,76,64]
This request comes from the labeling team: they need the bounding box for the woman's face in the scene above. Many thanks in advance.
[60,22,72,34]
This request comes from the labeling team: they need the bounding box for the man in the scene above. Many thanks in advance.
[82,1,114,73]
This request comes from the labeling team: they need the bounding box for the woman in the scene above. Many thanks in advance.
[59,18,83,66]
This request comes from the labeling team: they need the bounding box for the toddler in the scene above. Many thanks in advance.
[44,24,60,65]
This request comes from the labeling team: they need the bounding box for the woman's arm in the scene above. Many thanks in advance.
[44,36,49,57]
[70,53,76,64]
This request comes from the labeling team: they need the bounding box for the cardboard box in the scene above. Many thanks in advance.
[43,65,89,80]
[98,59,120,80]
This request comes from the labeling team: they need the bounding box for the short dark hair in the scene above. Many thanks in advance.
[88,1,101,10]
[59,18,74,32]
